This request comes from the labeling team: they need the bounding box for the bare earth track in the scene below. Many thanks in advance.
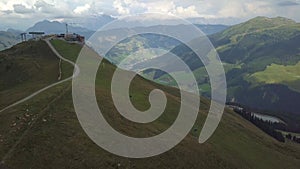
[0,39,79,114]
[0,39,79,164]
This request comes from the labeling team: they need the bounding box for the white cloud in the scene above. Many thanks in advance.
[145,1,176,14]
[34,0,62,14]
[174,5,200,18]
[113,0,130,15]
[111,0,202,18]
[74,4,91,14]
[216,0,274,18]
[13,4,34,14]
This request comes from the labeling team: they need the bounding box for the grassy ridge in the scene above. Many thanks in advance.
[0,40,60,109]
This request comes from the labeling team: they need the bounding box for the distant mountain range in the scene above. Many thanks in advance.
[26,14,116,34]
[26,20,227,37]
[0,29,22,51]
[26,20,94,38]
[195,24,228,35]
[98,24,227,68]
[0,17,227,52]
[64,15,116,31]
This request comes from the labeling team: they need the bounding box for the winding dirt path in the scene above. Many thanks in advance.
[0,38,80,164]
[0,39,80,113]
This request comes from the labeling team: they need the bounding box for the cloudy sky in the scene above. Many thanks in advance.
[0,0,300,30]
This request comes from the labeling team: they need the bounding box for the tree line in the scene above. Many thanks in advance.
[233,107,286,142]
[285,134,300,144]
[227,102,300,133]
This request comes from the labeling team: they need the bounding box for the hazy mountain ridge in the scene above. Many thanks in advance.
[0,29,22,51]
[195,24,228,35]
[103,24,227,69]
[26,20,94,38]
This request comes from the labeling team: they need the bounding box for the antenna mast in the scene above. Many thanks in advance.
[66,23,69,35]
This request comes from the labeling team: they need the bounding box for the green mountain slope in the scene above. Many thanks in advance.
[211,17,300,115]
[0,40,299,169]
[140,17,300,117]
[210,17,300,69]
[0,41,60,109]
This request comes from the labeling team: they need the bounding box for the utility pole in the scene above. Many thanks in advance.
[66,23,69,35]
[65,22,83,34]
[20,33,27,42]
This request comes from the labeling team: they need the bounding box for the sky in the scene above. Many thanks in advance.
[0,0,300,30]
